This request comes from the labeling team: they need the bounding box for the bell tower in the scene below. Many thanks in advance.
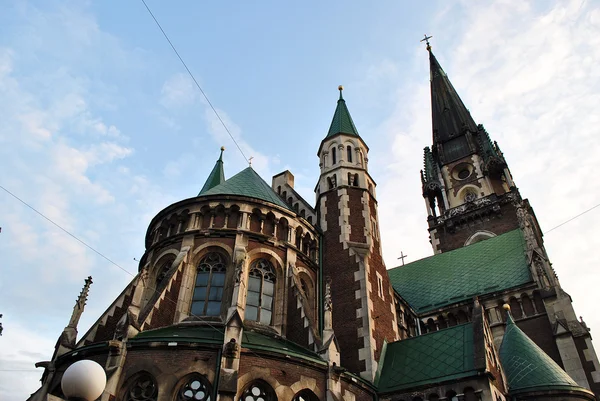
[316,86,398,380]
[421,48,523,253]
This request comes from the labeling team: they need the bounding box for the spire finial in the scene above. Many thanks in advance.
[219,146,225,161]
[68,276,93,328]
[420,34,433,51]
[338,85,344,100]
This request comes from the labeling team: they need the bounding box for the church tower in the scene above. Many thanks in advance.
[316,87,398,380]
[421,47,524,253]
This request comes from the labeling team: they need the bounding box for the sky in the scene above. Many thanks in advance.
[1,0,600,399]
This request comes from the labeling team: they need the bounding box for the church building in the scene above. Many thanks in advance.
[28,47,600,401]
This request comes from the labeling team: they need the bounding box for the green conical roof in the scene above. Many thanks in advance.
[499,310,582,394]
[326,87,359,138]
[202,167,292,211]
[198,148,226,195]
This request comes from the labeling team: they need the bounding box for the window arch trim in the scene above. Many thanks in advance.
[192,251,228,317]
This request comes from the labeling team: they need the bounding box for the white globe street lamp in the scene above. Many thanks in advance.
[61,359,107,401]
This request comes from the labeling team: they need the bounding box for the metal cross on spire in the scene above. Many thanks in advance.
[420,34,433,51]
[397,251,408,266]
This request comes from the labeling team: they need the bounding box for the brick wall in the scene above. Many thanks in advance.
[367,195,397,361]
[91,287,135,343]
[146,269,183,330]
[321,190,365,374]
[434,202,520,253]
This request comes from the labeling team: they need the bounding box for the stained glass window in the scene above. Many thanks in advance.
[245,259,276,325]
[177,375,212,401]
[191,253,226,317]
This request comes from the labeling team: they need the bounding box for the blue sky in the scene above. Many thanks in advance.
[2,1,600,399]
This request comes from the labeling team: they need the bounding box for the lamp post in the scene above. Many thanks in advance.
[61,360,107,401]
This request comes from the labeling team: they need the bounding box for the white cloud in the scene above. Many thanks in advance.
[160,73,197,109]
[374,0,600,334]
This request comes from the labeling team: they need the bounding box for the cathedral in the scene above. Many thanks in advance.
[28,47,600,401]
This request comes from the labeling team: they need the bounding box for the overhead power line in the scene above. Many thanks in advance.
[139,0,249,163]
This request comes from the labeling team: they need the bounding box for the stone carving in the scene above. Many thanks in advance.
[223,338,240,359]
[233,247,247,284]
[324,277,332,312]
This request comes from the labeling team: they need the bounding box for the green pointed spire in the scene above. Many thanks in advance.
[198,147,226,196]
[326,85,360,138]
[499,306,584,394]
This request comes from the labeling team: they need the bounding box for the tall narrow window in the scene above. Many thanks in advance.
[347,145,353,163]
[246,259,276,325]
[331,147,337,165]
[192,252,226,317]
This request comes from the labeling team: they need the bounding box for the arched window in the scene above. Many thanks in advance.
[246,259,276,324]
[353,174,359,187]
[331,147,337,165]
[347,145,353,163]
[156,257,174,285]
[293,389,319,401]
[192,252,226,317]
[239,381,276,401]
[177,374,212,401]
[123,373,158,401]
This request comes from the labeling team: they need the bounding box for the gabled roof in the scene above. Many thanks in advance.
[202,167,292,211]
[326,87,360,138]
[388,229,531,313]
[500,310,583,394]
[199,148,226,195]
[377,323,477,392]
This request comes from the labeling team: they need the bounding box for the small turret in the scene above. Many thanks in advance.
[198,147,226,195]
[499,304,594,400]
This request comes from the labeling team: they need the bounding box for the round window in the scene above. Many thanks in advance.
[457,169,470,179]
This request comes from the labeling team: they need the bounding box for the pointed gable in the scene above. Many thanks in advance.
[199,147,226,195]
[202,167,292,211]
[326,86,360,138]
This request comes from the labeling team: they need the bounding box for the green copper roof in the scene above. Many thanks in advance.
[131,325,224,345]
[388,229,531,313]
[130,325,323,364]
[202,167,292,211]
[326,88,360,138]
[377,323,477,392]
[242,331,326,365]
[198,148,226,195]
[500,311,582,394]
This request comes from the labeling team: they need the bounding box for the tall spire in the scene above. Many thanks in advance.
[199,147,226,196]
[429,50,478,146]
[326,85,360,138]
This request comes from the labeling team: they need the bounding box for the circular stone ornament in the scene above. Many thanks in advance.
[61,359,107,401]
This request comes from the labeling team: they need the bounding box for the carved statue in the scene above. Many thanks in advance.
[233,247,247,284]
[324,277,332,312]
[223,338,240,359]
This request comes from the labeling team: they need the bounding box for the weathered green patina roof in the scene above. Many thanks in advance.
[388,229,531,313]
[202,167,292,211]
[130,325,324,364]
[242,331,325,365]
[500,311,583,394]
[198,148,226,195]
[326,88,359,138]
[131,325,224,345]
[377,323,477,392]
